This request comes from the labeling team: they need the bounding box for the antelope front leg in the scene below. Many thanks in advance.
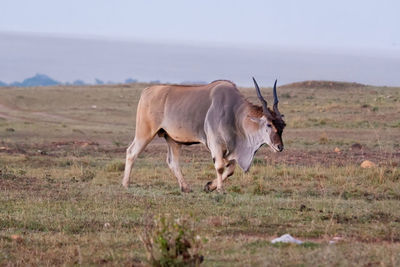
[209,156,227,193]
[204,160,236,193]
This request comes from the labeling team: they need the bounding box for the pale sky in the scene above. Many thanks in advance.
[1,0,399,86]
[2,0,400,50]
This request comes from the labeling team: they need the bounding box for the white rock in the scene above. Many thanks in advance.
[271,234,303,244]
[329,236,343,245]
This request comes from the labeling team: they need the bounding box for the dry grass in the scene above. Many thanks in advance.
[0,82,399,265]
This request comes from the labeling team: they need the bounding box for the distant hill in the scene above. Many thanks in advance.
[95,78,104,85]
[125,78,138,84]
[1,73,61,87]
[21,73,61,87]
[9,82,22,87]
[72,80,86,86]
[281,80,366,89]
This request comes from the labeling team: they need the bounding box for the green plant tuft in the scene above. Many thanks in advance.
[105,161,125,172]
[140,215,204,267]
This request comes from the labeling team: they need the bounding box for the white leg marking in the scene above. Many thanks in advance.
[122,139,150,188]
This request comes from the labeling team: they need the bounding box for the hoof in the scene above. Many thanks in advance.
[204,181,214,193]
[122,183,129,189]
[181,187,192,193]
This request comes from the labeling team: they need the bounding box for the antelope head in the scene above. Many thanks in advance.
[252,77,286,152]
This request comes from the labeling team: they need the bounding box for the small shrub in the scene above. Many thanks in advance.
[271,242,291,248]
[17,169,26,176]
[301,242,319,248]
[140,215,204,266]
[252,183,268,195]
[112,140,123,147]
[72,128,85,134]
[0,168,17,180]
[319,132,329,144]
[229,185,242,194]
[105,161,125,172]
[389,120,400,128]
[70,164,96,182]
[252,157,264,165]
[59,160,73,167]
[80,170,96,182]
[211,194,225,203]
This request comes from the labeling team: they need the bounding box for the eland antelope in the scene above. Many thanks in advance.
[122,78,286,193]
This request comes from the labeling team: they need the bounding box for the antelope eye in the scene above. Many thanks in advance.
[267,123,272,128]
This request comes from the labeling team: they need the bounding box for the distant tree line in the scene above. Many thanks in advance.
[0,74,209,87]
[0,74,138,87]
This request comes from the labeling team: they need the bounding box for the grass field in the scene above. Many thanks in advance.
[1,81,400,266]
